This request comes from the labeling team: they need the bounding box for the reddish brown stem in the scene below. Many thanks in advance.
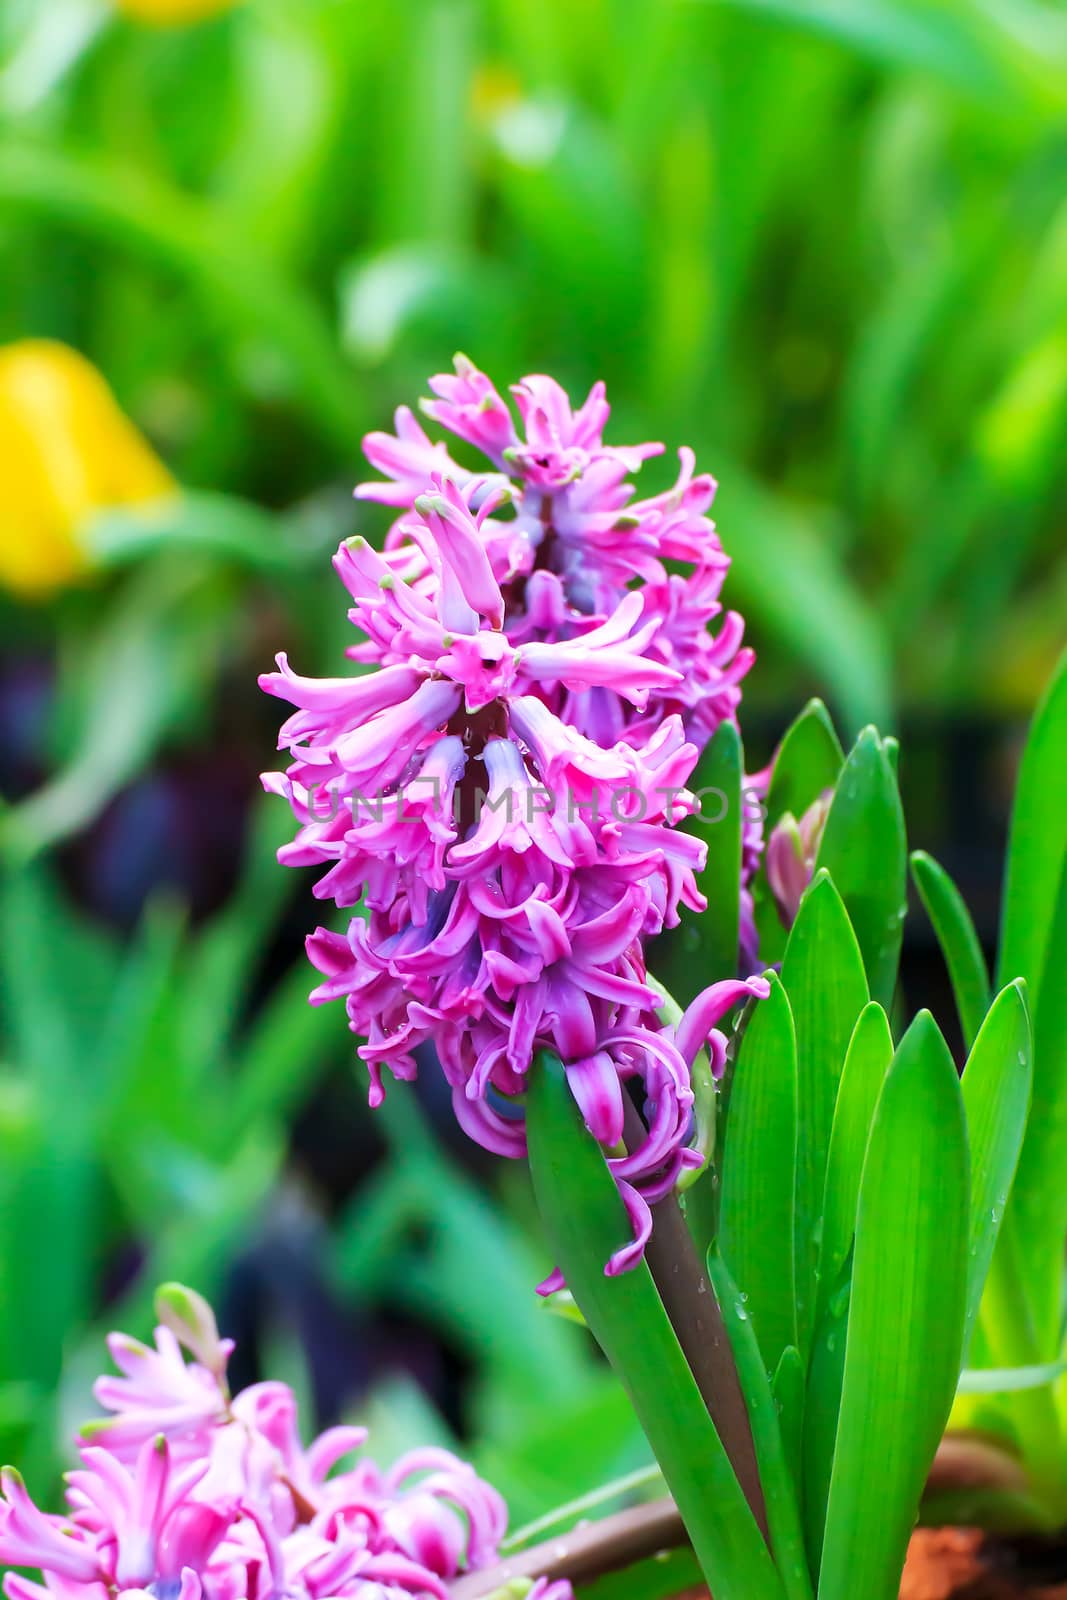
[622,1100,769,1542]
[449,1497,687,1600]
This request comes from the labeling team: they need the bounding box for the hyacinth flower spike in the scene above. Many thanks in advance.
[0,1289,571,1600]
[262,367,778,1565]
[262,468,766,1278]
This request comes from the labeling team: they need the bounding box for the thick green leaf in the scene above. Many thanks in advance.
[801,1271,850,1574]
[818,1013,970,1600]
[959,980,1032,1350]
[687,719,743,987]
[996,649,1067,1350]
[525,1052,785,1600]
[771,1346,805,1495]
[765,700,845,836]
[814,728,906,1008]
[780,873,868,1353]
[1005,860,1067,1351]
[910,850,992,1051]
[817,1002,893,1318]
[708,1249,814,1600]
[998,645,1067,995]
[718,972,798,1378]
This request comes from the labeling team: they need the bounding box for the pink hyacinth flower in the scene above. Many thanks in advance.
[1,1296,564,1600]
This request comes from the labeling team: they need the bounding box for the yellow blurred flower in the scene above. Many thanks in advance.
[470,65,523,126]
[0,341,176,600]
[115,0,240,24]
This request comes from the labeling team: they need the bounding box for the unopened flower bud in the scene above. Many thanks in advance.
[154,1283,227,1379]
[766,790,834,929]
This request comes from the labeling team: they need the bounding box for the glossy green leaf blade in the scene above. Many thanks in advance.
[998,644,1067,996]
[781,873,869,1353]
[910,850,992,1051]
[708,1249,814,1600]
[818,1013,970,1600]
[771,1346,805,1495]
[765,700,846,833]
[959,980,1032,1350]
[1006,860,1067,1351]
[801,1272,850,1575]
[718,972,798,1378]
[986,654,1067,1357]
[686,719,743,988]
[525,1053,785,1600]
[814,728,907,1008]
[755,702,845,967]
[817,1002,894,1317]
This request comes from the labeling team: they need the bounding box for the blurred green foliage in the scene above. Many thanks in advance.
[1,0,1065,1530]
[3,0,1066,719]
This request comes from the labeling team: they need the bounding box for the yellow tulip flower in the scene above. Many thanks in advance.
[0,341,176,600]
[115,0,240,22]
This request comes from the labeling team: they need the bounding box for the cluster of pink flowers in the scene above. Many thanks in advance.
[261,361,765,1274]
[356,360,752,756]
[0,1288,563,1600]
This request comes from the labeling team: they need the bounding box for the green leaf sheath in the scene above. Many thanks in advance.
[802,1003,893,1570]
[997,647,1067,1353]
[817,1014,970,1600]
[814,728,907,1009]
[718,971,798,1379]
[780,874,869,1355]
[998,645,1067,996]
[772,1346,806,1496]
[910,850,992,1051]
[801,1274,850,1574]
[960,981,1032,1351]
[817,1002,894,1318]
[525,1052,785,1600]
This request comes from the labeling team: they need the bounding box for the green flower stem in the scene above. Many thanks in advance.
[502,1464,666,1550]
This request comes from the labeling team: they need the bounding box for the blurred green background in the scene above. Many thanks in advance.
[0,0,1065,1523]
